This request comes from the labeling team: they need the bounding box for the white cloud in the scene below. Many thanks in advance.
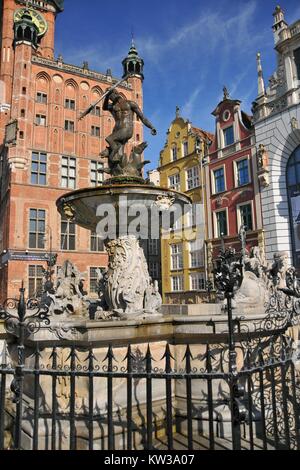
[138,0,266,64]
[58,0,267,76]
[182,86,203,118]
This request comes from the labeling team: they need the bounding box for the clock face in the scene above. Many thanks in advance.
[14,8,48,37]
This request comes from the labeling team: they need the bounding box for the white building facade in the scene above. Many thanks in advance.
[253,6,300,267]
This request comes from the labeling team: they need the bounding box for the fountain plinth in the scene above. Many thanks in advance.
[56,184,191,319]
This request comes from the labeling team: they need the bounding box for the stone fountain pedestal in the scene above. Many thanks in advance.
[56,184,191,320]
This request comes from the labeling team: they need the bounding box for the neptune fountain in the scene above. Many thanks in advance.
[56,82,191,320]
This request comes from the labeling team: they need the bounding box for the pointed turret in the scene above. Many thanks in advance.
[256,52,265,97]
[122,39,144,80]
[272,5,288,45]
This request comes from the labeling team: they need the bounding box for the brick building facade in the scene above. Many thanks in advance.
[204,89,264,274]
[0,0,144,301]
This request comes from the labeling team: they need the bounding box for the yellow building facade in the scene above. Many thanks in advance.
[158,111,213,304]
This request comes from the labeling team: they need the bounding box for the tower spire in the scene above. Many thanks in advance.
[122,39,144,80]
[131,27,135,48]
[223,86,230,100]
[256,52,265,97]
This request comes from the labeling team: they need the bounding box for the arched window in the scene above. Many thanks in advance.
[287,145,300,268]
[17,26,23,41]
[24,27,32,41]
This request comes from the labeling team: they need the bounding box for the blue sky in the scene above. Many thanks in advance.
[55,0,300,170]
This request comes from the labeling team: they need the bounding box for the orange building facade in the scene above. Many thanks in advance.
[0,0,144,301]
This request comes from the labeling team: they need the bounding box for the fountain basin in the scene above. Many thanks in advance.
[56,184,192,236]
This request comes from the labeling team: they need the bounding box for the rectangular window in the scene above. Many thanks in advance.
[171,146,178,161]
[91,106,101,117]
[172,275,184,292]
[187,166,200,190]
[65,99,76,110]
[189,239,204,268]
[61,156,76,189]
[149,239,159,256]
[65,120,75,132]
[36,92,47,104]
[171,214,182,231]
[171,244,183,270]
[190,273,206,291]
[187,203,199,227]
[90,232,105,252]
[90,161,104,186]
[91,126,100,137]
[216,210,228,237]
[168,174,180,191]
[28,265,44,298]
[35,114,46,126]
[236,159,249,186]
[294,47,300,80]
[239,203,253,231]
[183,141,189,157]
[29,209,46,249]
[223,126,234,147]
[90,267,100,294]
[61,216,76,251]
[31,152,47,185]
[214,168,225,193]
[149,261,160,280]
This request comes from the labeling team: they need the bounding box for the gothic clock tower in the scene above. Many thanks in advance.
[0,0,64,144]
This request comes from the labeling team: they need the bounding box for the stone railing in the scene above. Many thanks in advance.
[16,0,55,12]
[31,56,132,90]
[290,20,300,38]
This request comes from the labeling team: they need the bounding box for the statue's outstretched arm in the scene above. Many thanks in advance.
[130,102,157,135]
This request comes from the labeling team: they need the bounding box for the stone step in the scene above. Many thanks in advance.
[153,433,285,450]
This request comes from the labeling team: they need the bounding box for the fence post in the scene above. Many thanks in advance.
[0,285,50,451]
[11,286,26,450]
[213,246,246,451]
[226,291,242,451]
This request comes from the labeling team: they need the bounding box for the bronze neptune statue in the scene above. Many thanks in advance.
[80,76,157,182]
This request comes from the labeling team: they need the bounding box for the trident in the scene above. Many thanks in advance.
[78,74,131,120]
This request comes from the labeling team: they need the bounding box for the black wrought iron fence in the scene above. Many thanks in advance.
[0,244,300,451]
[0,311,299,450]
